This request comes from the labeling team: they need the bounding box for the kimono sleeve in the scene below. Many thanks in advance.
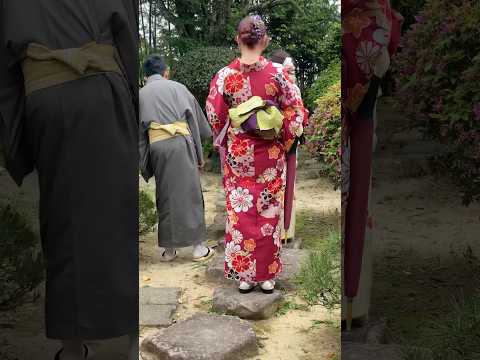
[185,87,212,166]
[0,2,34,185]
[206,72,229,138]
[111,0,139,120]
[138,120,152,182]
[276,69,309,152]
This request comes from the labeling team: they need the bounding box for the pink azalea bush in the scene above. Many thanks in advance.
[393,0,480,204]
[305,81,341,189]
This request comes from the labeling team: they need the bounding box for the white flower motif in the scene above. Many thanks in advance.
[356,41,380,76]
[216,67,235,95]
[208,85,218,100]
[238,260,256,282]
[226,218,233,234]
[225,242,241,258]
[273,224,282,247]
[225,242,242,267]
[263,168,278,182]
[231,229,244,244]
[229,187,254,213]
[261,223,275,237]
[373,28,389,46]
[289,122,303,137]
[206,101,220,127]
[225,177,236,192]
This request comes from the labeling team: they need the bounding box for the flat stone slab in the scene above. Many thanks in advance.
[141,314,258,360]
[206,249,307,290]
[341,343,403,360]
[207,213,226,238]
[342,319,389,344]
[212,286,283,320]
[140,287,181,327]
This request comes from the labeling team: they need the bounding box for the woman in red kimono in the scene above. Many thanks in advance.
[342,0,403,325]
[206,16,308,294]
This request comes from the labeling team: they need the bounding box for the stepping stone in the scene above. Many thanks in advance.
[342,319,389,344]
[341,343,403,360]
[212,286,283,320]
[206,249,308,290]
[140,287,181,327]
[141,314,258,360]
[276,249,308,289]
[284,237,303,249]
[207,213,226,242]
[215,199,226,211]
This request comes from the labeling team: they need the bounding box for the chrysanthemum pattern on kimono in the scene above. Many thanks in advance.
[206,57,308,282]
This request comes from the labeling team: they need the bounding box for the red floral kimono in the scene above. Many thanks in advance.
[342,0,403,298]
[206,57,308,283]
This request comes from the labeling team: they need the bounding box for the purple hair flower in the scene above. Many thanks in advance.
[250,15,266,40]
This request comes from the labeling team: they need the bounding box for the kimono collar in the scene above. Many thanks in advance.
[237,57,269,72]
[146,74,166,84]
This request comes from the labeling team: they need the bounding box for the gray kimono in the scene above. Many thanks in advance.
[139,75,212,248]
[0,0,139,340]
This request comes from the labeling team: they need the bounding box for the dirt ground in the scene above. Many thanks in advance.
[139,154,341,360]
[0,151,341,360]
[369,98,480,344]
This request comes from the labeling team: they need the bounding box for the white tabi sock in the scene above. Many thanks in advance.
[192,244,209,258]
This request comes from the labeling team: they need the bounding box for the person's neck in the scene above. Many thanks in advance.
[240,52,262,65]
[149,73,165,79]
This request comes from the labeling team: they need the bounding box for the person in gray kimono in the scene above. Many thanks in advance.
[139,54,215,262]
[0,1,139,359]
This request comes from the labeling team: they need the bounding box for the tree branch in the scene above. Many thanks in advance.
[247,0,302,14]
[156,0,181,29]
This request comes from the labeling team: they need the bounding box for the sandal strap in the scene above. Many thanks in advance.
[54,349,63,360]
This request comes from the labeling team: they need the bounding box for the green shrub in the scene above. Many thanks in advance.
[172,46,238,107]
[393,0,480,205]
[139,190,157,236]
[202,139,221,173]
[0,205,43,309]
[402,294,480,360]
[304,60,340,110]
[296,230,341,309]
[305,81,341,188]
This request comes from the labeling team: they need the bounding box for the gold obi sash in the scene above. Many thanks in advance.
[148,121,191,144]
[22,42,123,95]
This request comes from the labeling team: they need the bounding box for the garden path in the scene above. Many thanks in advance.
[138,151,341,360]
[369,97,480,344]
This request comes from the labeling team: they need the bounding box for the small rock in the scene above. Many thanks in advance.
[212,287,283,320]
[141,314,258,360]
[342,318,388,344]
[139,287,181,327]
[284,237,303,249]
[366,319,389,344]
[207,213,226,239]
[140,287,181,305]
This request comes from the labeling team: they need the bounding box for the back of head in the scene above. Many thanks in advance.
[143,54,168,77]
[270,49,292,65]
[237,15,268,49]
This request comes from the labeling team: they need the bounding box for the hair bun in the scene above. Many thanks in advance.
[237,15,267,48]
